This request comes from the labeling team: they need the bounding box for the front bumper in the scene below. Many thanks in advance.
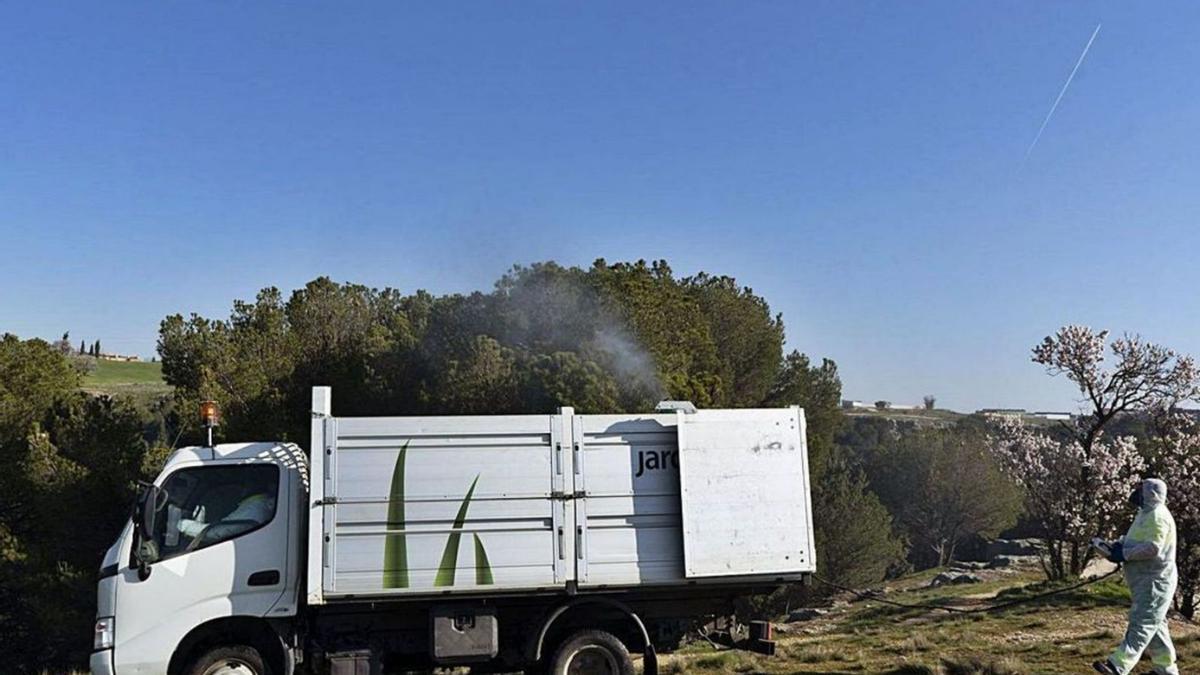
[90,648,115,675]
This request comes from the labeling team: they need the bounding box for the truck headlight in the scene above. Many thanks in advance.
[94,617,114,650]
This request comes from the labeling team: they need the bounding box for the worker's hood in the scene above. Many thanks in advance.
[1141,478,1168,510]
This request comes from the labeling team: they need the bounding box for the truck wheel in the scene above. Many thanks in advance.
[549,630,634,675]
[185,645,271,675]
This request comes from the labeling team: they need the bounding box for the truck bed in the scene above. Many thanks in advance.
[307,390,815,604]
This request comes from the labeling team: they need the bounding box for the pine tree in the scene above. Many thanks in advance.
[54,332,72,354]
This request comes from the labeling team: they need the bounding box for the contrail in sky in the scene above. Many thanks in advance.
[1023,23,1102,162]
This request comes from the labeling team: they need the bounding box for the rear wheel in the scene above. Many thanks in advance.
[548,630,634,675]
[185,645,271,675]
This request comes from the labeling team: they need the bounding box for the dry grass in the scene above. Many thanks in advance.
[650,564,1200,674]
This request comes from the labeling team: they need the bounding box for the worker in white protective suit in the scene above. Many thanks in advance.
[1093,478,1178,675]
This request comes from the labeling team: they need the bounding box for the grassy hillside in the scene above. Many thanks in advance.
[82,359,171,399]
[84,359,163,385]
[653,563,1199,674]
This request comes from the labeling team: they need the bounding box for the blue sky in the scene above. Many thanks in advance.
[3,2,1199,411]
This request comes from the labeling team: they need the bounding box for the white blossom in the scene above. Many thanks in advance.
[989,420,1145,577]
[1154,419,1200,616]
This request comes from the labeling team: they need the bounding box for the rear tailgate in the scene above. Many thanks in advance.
[677,408,815,578]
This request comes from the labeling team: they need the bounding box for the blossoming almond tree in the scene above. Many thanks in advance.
[991,420,1144,579]
[990,326,1199,580]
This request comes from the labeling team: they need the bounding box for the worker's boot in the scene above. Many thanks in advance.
[1091,660,1119,675]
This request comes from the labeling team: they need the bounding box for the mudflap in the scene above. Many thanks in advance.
[643,645,658,675]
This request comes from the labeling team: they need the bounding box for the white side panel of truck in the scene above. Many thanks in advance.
[318,412,571,597]
[309,388,815,602]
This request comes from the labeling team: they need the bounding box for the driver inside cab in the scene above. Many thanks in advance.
[178,478,276,540]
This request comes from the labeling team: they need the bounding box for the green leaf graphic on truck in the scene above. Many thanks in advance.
[434,475,480,587]
[382,442,410,588]
[382,442,494,588]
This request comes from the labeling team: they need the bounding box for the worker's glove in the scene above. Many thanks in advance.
[1106,541,1124,563]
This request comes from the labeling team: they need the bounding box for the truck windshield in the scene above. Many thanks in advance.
[145,464,279,562]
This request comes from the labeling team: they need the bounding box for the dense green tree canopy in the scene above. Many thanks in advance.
[158,260,793,444]
[767,351,842,478]
[0,335,157,672]
[861,425,1022,568]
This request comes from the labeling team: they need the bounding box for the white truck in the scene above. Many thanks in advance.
[91,387,816,675]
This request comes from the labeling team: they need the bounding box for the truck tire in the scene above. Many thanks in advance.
[185,644,272,675]
[548,630,634,675]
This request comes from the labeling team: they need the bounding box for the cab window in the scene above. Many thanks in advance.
[148,464,279,562]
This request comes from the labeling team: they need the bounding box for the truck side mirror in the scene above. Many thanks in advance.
[134,483,167,578]
[136,483,164,540]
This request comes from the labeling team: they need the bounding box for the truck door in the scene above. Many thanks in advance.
[113,462,292,674]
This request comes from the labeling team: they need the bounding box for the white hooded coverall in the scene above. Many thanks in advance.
[1109,478,1178,675]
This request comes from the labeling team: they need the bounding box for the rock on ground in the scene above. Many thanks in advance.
[986,538,1045,558]
[987,554,1040,569]
[787,608,828,622]
[929,572,983,587]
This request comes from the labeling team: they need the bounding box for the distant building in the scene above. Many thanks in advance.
[843,399,922,412]
[976,408,1026,419]
[99,352,141,363]
[1033,411,1072,421]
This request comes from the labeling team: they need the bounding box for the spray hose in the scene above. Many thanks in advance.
[812,567,1121,615]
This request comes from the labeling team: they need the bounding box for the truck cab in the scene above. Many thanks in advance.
[91,442,307,675]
